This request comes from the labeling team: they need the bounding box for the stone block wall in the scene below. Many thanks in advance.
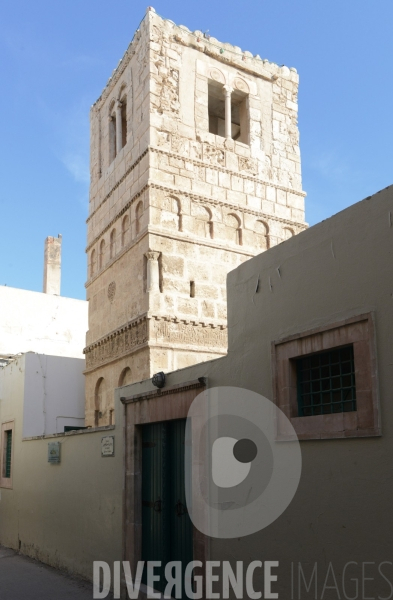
[84,8,307,426]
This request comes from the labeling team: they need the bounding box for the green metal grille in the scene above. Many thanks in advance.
[297,346,356,417]
[5,430,12,478]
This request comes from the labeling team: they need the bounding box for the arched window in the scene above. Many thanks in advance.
[110,228,116,260]
[120,93,127,149]
[161,196,182,232]
[99,239,106,269]
[109,90,127,164]
[121,214,130,247]
[108,101,116,164]
[194,205,213,239]
[255,220,269,250]
[173,197,182,232]
[282,227,294,241]
[90,249,96,277]
[224,213,242,245]
[135,201,143,236]
[118,367,132,387]
[94,378,105,427]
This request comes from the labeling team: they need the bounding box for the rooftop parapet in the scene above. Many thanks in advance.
[91,7,299,111]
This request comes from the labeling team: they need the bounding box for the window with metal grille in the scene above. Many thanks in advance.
[4,430,12,478]
[296,345,356,417]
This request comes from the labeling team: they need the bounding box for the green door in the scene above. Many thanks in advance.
[142,419,193,597]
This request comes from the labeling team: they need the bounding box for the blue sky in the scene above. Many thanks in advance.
[0,0,391,300]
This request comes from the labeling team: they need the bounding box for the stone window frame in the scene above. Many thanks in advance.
[109,227,116,259]
[108,85,128,166]
[0,420,15,489]
[206,80,250,145]
[90,248,96,277]
[99,239,106,269]
[195,62,255,147]
[271,313,381,440]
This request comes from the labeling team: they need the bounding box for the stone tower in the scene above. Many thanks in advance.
[84,8,307,426]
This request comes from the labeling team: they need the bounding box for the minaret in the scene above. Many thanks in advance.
[84,8,307,426]
[43,234,62,295]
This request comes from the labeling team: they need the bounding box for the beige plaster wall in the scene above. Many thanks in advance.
[117,186,393,596]
[0,372,123,581]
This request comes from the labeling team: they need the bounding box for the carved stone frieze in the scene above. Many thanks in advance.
[84,318,148,369]
[209,68,225,84]
[203,143,225,166]
[239,156,258,174]
[171,133,189,155]
[84,315,227,370]
[160,68,180,114]
[152,34,180,116]
[233,77,249,94]
[151,318,227,349]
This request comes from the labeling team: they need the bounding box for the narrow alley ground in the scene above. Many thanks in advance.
[0,545,99,599]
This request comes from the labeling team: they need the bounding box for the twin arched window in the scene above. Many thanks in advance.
[109,89,128,164]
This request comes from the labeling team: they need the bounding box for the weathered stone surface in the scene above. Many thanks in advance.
[84,9,307,426]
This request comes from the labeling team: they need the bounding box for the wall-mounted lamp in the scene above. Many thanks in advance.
[152,371,166,389]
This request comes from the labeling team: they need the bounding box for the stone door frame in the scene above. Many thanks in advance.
[120,378,209,595]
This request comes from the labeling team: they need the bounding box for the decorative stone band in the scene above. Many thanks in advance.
[149,183,307,223]
[150,315,227,351]
[86,184,147,253]
[87,148,148,223]
[86,178,307,254]
[85,222,256,289]
[88,144,306,227]
[85,227,148,288]
[83,314,227,371]
[150,147,306,196]
[84,316,149,371]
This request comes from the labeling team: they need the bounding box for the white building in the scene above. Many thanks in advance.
[0,353,85,437]
[0,235,87,362]
[0,235,88,434]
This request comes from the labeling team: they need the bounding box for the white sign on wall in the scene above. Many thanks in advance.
[101,436,115,457]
